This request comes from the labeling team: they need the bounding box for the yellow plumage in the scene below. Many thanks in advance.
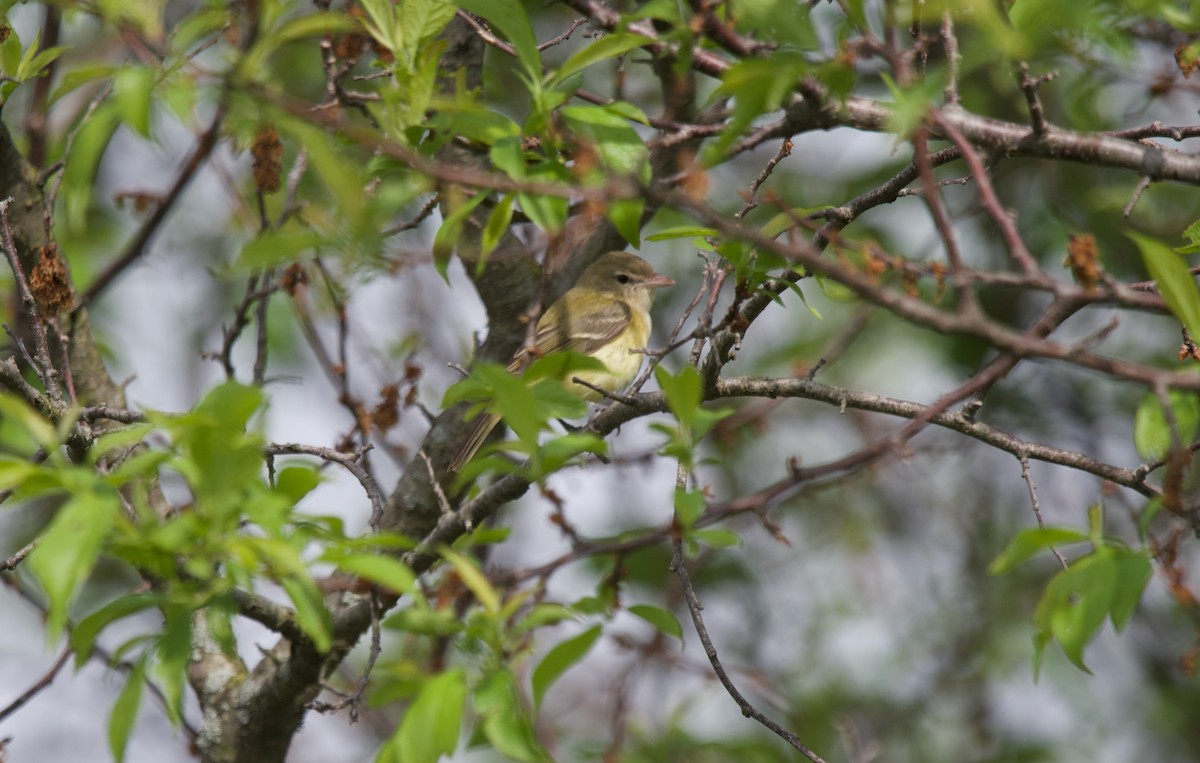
[449,252,672,472]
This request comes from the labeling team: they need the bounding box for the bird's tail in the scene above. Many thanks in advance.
[448,411,502,473]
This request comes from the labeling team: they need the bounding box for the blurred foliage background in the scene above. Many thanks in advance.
[2,0,1200,762]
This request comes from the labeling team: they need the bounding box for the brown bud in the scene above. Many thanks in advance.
[1065,233,1101,289]
[250,125,283,194]
[30,246,71,318]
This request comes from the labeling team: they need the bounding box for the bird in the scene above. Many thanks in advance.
[449,251,674,472]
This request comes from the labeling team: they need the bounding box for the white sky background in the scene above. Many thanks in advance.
[3,6,1200,763]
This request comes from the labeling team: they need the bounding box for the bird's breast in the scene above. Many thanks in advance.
[572,311,650,401]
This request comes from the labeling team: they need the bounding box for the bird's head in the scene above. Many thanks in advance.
[576,251,674,310]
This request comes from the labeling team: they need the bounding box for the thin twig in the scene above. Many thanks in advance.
[1016,63,1055,135]
[384,194,441,236]
[0,198,63,405]
[419,449,456,524]
[264,443,385,527]
[671,543,828,763]
[538,17,587,50]
[0,647,72,725]
[0,539,37,572]
[76,97,230,309]
[911,131,977,314]
[1123,176,1153,218]
[734,138,793,223]
[1019,454,1069,569]
[253,271,273,385]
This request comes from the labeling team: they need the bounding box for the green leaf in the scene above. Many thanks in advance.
[531,624,602,709]
[879,70,943,138]
[0,22,22,80]
[1034,558,1103,673]
[71,593,164,666]
[109,655,147,763]
[432,191,488,278]
[646,226,718,242]
[196,380,264,431]
[397,0,457,65]
[169,6,230,56]
[1109,549,1152,630]
[730,0,817,47]
[706,54,809,162]
[277,115,364,220]
[1133,390,1200,461]
[475,671,548,762]
[0,391,59,450]
[600,100,651,126]
[443,361,582,453]
[988,527,1091,574]
[443,549,500,612]
[673,487,706,529]
[233,227,323,270]
[607,196,644,248]
[537,431,606,475]
[331,553,417,595]
[28,491,121,640]
[692,528,742,548]
[19,42,67,82]
[524,350,607,381]
[1130,231,1200,343]
[457,0,541,87]
[518,166,570,233]
[49,63,118,105]
[628,604,683,641]
[1029,545,1152,675]
[281,576,333,653]
[205,595,239,657]
[1175,219,1200,254]
[1086,503,1103,547]
[561,104,649,176]
[387,668,467,763]
[0,457,42,492]
[114,65,154,138]
[1137,497,1162,542]
[383,606,464,636]
[480,192,515,269]
[89,423,154,463]
[360,0,402,53]
[155,606,192,726]
[489,136,526,178]
[275,465,320,503]
[655,365,704,430]
[432,104,521,145]
[514,603,577,634]
[244,11,354,72]
[551,32,653,86]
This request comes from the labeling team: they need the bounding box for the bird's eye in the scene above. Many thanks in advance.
[615,273,631,285]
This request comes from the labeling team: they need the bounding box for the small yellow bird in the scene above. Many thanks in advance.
[449,251,674,472]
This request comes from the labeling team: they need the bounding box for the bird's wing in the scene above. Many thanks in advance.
[531,294,631,358]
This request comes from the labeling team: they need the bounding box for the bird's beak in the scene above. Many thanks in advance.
[644,272,675,289]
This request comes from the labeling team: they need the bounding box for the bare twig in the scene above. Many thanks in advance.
[0,540,37,572]
[0,647,72,725]
[734,138,793,223]
[941,12,961,105]
[1019,454,1069,569]
[538,17,587,50]
[384,194,441,236]
[264,443,385,526]
[0,199,63,405]
[76,97,230,309]
[1016,63,1055,135]
[671,542,828,763]
[1123,176,1153,218]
